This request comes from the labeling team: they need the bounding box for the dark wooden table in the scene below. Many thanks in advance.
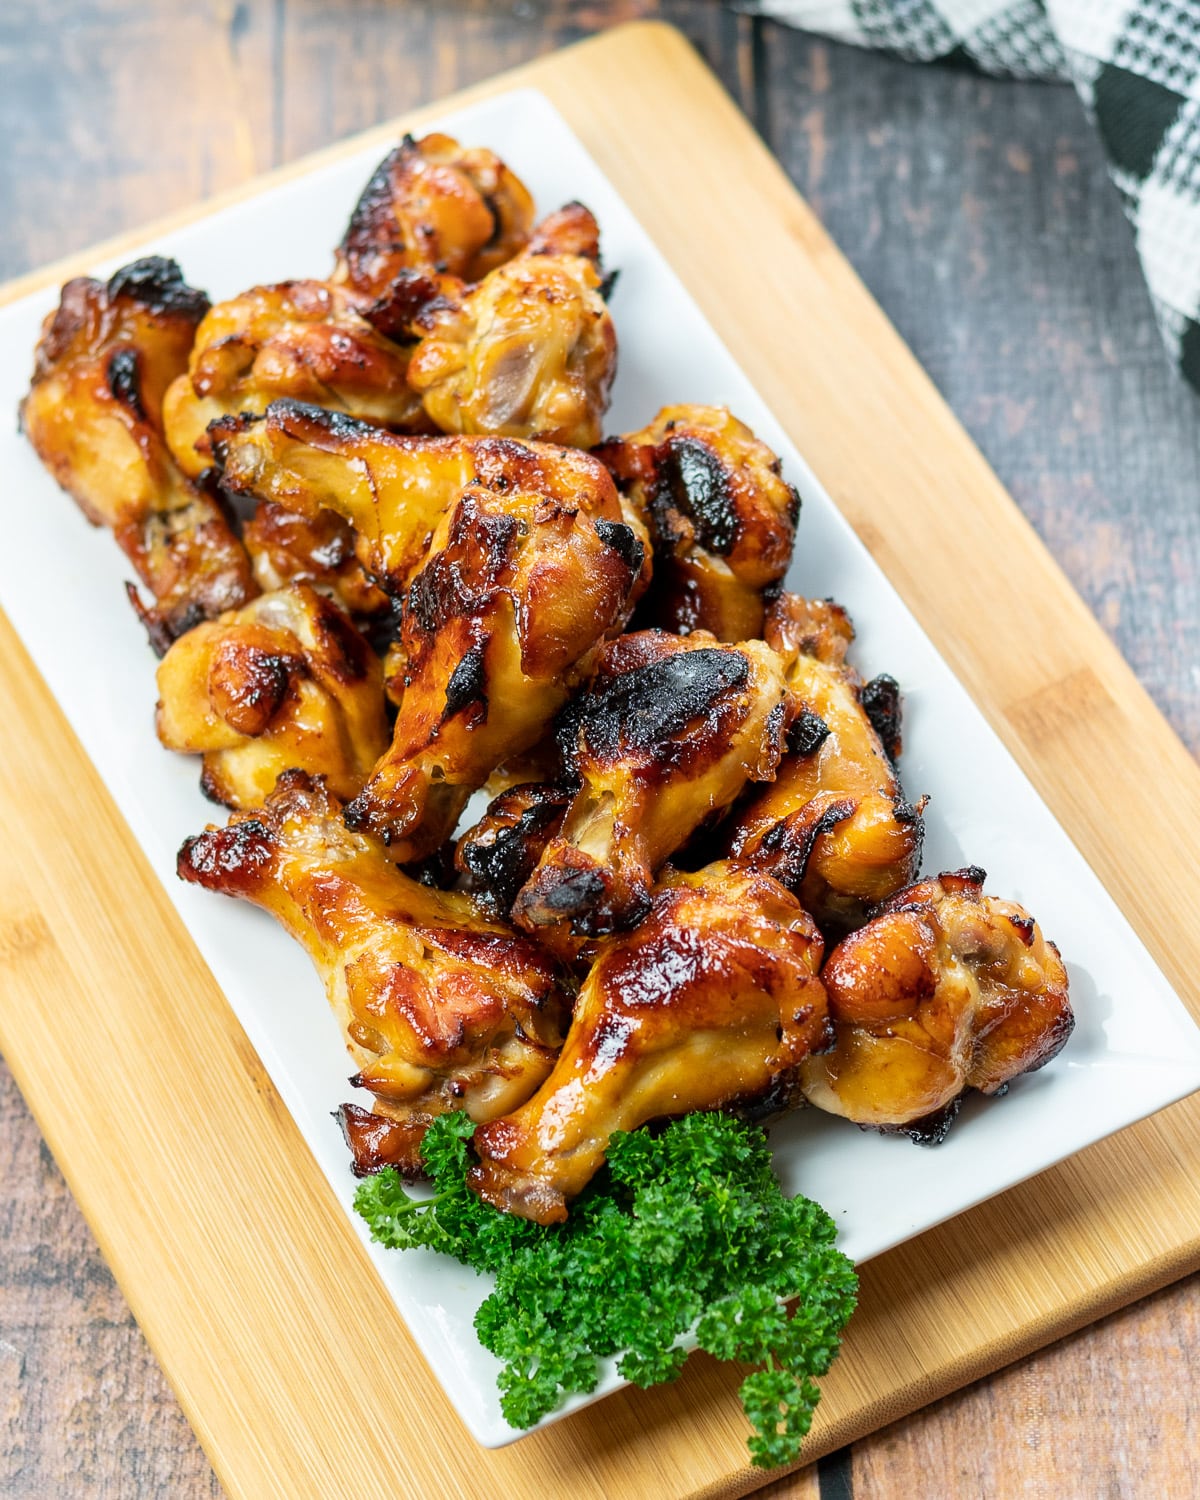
[2,3,1198,1496]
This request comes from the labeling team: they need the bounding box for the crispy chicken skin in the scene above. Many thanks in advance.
[21,258,256,648]
[596,405,799,640]
[216,399,635,601]
[177,771,570,1174]
[406,204,616,448]
[241,501,392,619]
[454,782,571,922]
[801,868,1073,1142]
[213,400,471,591]
[512,631,793,938]
[161,279,429,479]
[471,860,829,1223]
[344,441,646,860]
[453,781,598,971]
[525,201,603,262]
[155,582,390,807]
[332,132,535,296]
[726,595,924,934]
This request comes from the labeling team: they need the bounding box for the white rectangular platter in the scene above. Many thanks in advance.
[1,87,1198,1449]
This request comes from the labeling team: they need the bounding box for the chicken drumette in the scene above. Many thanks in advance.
[406,204,617,448]
[177,771,570,1174]
[471,859,830,1223]
[161,278,429,481]
[21,257,257,648]
[347,441,646,858]
[215,402,648,859]
[213,399,471,590]
[331,132,535,296]
[596,405,799,639]
[801,868,1073,1141]
[155,581,390,807]
[511,630,793,937]
[725,595,924,935]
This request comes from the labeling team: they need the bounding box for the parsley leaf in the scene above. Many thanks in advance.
[354,1111,857,1470]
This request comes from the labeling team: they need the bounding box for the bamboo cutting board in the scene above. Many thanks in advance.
[2,21,1199,1499]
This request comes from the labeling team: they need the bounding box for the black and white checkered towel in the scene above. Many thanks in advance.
[743,0,1200,393]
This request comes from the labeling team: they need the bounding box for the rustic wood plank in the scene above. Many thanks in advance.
[761,28,1200,759]
[1,9,1198,1500]
[0,1064,224,1499]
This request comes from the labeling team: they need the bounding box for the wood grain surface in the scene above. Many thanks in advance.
[1,6,1198,1499]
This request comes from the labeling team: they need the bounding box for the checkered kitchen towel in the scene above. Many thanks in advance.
[742,0,1200,392]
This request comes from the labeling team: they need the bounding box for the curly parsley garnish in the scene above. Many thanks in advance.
[354,1111,857,1470]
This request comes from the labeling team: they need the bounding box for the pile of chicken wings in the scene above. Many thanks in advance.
[22,133,1073,1224]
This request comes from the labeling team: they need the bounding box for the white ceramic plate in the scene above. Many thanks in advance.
[1,89,1198,1449]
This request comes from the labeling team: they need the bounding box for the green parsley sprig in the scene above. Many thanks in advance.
[354,1110,857,1470]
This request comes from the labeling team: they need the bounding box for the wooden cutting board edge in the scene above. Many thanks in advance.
[2,21,1199,1498]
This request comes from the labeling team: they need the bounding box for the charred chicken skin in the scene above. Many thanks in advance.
[471,860,830,1224]
[726,595,924,935]
[213,400,472,591]
[406,203,617,448]
[512,631,793,938]
[155,582,390,807]
[801,868,1073,1141]
[177,770,570,1174]
[161,278,429,480]
[596,405,799,640]
[332,132,536,296]
[215,399,640,598]
[454,781,598,972]
[21,257,256,648]
[344,440,646,860]
[215,401,647,858]
[454,782,571,923]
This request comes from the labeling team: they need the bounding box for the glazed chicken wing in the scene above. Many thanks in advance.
[801,868,1073,1141]
[162,278,429,479]
[213,399,474,590]
[512,631,793,937]
[596,405,799,639]
[344,442,646,860]
[406,204,616,448]
[332,132,535,296]
[216,401,648,857]
[177,771,570,1173]
[726,595,924,934]
[471,860,829,1223]
[21,257,256,648]
[454,782,571,923]
[155,581,390,807]
[241,500,391,619]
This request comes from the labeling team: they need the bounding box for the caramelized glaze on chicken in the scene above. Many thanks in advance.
[214,400,459,588]
[21,258,256,648]
[801,868,1073,1142]
[177,771,570,1172]
[162,279,429,479]
[242,501,391,619]
[454,782,571,922]
[332,132,535,296]
[596,405,799,639]
[344,440,646,860]
[407,204,616,447]
[512,631,792,937]
[726,595,924,934]
[155,582,390,806]
[471,860,829,1223]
